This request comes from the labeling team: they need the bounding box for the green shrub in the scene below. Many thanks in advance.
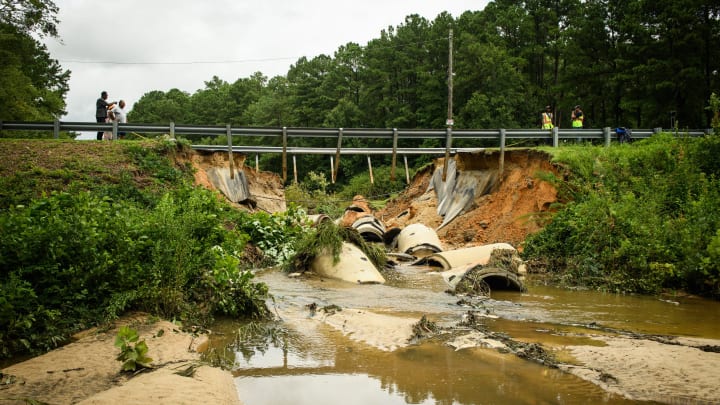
[524,134,720,297]
[0,185,279,357]
[336,165,411,202]
[231,204,312,266]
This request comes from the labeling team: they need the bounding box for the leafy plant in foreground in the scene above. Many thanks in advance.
[115,326,153,371]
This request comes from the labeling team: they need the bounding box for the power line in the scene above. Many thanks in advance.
[57,37,449,66]
[58,56,300,65]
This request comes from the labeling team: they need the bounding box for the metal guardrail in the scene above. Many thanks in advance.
[1,120,713,182]
[0,120,711,145]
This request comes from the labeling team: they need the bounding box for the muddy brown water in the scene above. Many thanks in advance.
[208,266,720,405]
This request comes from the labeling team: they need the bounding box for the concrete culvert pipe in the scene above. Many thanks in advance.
[310,242,386,284]
[397,223,443,258]
[351,215,386,242]
[445,266,525,293]
[414,243,515,271]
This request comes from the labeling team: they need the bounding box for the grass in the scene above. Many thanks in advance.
[0,139,190,208]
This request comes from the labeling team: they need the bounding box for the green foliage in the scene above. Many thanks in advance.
[231,205,313,266]
[125,142,189,184]
[114,326,153,371]
[0,140,308,357]
[0,0,60,38]
[0,186,277,357]
[708,92,720,129]
[284,171,345,217]
[0,23,69,124]
[523,134,720,297]
[336,165,412,202]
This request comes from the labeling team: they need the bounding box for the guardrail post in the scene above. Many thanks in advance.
[333,128,343,183]
[552,126,559,147]
[53,119,60,139]
[654,127,663,134]
[226,124,235,179]
[170,121,175,139]
[443,126,453,181]
[282,127,288,183]
[255,154,259,172]
[603,127,611,147]
[112,120,118,140]
[391,128,398,181]
[330,156,335,184]
[499,128,506,182]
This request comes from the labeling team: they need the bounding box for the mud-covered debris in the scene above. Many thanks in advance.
[523,258,549,274]
[451,311,557,367]
[454,271,492,297]
[599,372,619,384]
[446,248,526,294]
[322,304,342,315]
[0,372,21,386]
[410,315,439,341]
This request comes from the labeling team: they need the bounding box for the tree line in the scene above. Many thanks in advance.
[127,0,720,132]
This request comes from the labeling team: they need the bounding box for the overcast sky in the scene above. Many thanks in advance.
[45,0,488,138]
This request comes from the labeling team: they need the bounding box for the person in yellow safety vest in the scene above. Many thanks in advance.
[541,105,554,129]
[571,105,584,128]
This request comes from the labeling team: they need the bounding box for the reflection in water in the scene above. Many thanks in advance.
[228,326,638,405]
[212,268,719,404]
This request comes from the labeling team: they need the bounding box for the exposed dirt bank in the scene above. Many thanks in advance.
[378,149,559,249]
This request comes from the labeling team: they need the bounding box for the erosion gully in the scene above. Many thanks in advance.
[207,265,720,405]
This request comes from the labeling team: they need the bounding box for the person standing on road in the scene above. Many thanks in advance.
[571,105,584,128]
[95,91,115,140]
[541,105,554,129]
[108,100,127,140]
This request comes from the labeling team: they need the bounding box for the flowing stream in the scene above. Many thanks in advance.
[208,266,720,405]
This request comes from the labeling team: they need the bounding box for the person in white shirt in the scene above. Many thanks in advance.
[108,100,128,139]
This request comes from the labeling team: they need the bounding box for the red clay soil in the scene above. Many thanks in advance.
[376,149,560,251]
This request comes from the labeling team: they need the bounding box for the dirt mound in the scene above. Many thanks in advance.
[378,150,559,250]
[188,151,286,213]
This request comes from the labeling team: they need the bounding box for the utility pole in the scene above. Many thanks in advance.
[447,29,454,125]
[443,29,454,181]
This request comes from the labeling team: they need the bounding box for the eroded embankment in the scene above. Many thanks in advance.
[378,149,560,249]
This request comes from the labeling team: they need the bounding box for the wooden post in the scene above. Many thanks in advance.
[333,128,343,183]
[443,126,452,181]
[282,126,287,182]
[404,155,410,184]
[499,128,506,183]
[367,156,374,185]
[391,128,398,181]
[293,155,298,184]
[226,124,234,179]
